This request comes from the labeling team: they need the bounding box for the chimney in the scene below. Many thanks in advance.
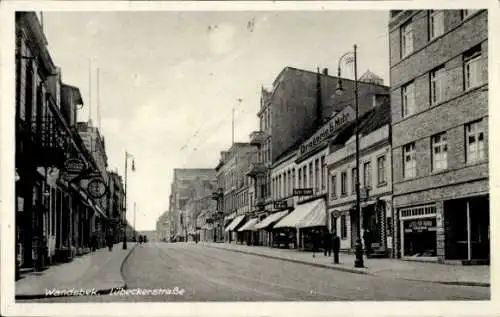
[322,68,328,76]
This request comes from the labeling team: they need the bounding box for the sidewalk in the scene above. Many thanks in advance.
[201,242,490,287]
[16,243,137,299]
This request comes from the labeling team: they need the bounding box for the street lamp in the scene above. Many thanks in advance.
[123,151,136,250]
[336,44,364,268]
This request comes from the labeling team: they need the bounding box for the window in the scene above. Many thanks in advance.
[401,21,413,58]
[298,168,302,190]
[401,82,415,118]
[462,10,479,19]
[249,193,254,207]
[430,66,446,105]
[278,175,282,199]
[303,166,307,188]
[351,167,357,194]
[403,142,416,179]
[292,169,295,193]
[267,140,271,163]
[321,156,326,190]
[340,215,347,239]
[431,132,448,171]
[309,162,313,188]
[429,10,444,40]
[341,171,347,196]
[464,46,486,90]
[315,159,319,192]
[287,170,292,196]
[363,161,372,189]
[330,175,337,199]
[466,120,486,164]
[377,155,387,185]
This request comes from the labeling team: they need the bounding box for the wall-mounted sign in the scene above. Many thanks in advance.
[403,218,436,233]
[293,188,313,196]
[274,200,288,210]
[298,106,355,159]
[64,158,86,174]
[87,177,107,199]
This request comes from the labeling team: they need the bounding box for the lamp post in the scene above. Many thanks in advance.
[336,44,364,268]
[123,151,136,250]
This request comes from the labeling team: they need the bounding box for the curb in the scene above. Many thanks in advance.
[205,244,490,287]
[206,244,370,276]
[15,244,138,300]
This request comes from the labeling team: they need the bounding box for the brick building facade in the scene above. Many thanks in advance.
[389,10,489,263]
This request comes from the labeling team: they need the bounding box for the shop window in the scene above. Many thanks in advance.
[401,20,413,58]
[341,171,347,196]
[321,156,326,190]
[315,159,319,192]
[340,215,347,239]
[403,142,416,179]
[309,162,313,189]
[429,10,444,40]
[431,132,448,171]
[430,66,446,105]
[464,46,486,90]
[466,119,486,164]
[401,81,415,118]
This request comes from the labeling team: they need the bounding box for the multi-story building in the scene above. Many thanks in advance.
[15,12,110,271]
[326,101,392,256]
[213,143,257,242]
[389,10,488,263]
[248,67,390,228]
[107,171,125,244]
[167,168,216,241]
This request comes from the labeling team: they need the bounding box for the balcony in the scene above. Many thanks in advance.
[249,131,266,146]
[246,162,267,177]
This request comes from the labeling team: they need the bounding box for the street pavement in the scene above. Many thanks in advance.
[18,242,489,302]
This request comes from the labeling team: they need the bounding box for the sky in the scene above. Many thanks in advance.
[42,10,390,230]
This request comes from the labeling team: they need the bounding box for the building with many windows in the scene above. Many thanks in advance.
[389,10,488,263]
[326,101,392,256]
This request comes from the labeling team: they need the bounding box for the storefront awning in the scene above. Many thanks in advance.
[274,199,324,229]
[237,218,260,232]
[297,199,326,228]
[224,215,246,232]
[254,210,289,230]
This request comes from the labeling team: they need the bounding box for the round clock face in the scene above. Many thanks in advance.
[87,178,107,198]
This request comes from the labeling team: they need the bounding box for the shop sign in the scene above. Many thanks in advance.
[298,106,354,158]
[274,200,288,210]
[87,177,107,199]
[293,188,313,196]
[64,158,86,174]
[404,218,436,233]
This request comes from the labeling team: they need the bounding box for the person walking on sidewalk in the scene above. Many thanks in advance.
[106,232,114,251]
[91,233,98,252]
[312,230,320,258]
[324,230,332,257]
[332,230,340,264]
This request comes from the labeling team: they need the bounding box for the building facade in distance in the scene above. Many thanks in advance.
[389,10,488,263]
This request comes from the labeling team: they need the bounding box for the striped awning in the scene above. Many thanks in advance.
[237,218,260,232]
[254,210,289,230]
[297,199,326,228]
[224,215,246,232]
[274,199,324,229]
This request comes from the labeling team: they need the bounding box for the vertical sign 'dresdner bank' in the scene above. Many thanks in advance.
[297,106,355,161]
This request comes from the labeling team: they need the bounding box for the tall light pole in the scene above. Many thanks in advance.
[123,151,136,250]
[336,44,364,268]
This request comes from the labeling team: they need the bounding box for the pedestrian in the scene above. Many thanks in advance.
[106,232,113,251]
[332,230,340,264]
[363,229,372,256]
[312,230,319,258]
[324,230,332,257]
[91,233,97,252]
